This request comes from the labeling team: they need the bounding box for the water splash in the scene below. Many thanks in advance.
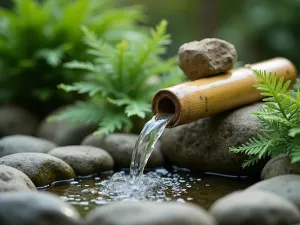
[93,114,172,201]
[130,114,172,179]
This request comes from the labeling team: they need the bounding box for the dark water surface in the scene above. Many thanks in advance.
[44,167,257,217]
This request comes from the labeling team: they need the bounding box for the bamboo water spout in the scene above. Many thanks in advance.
[152,57,297,128]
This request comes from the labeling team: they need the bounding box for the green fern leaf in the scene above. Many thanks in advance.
[58,82,103,96]
[64,60,99,72]
[49,101,102,124]
[94,113,133,135]
[289,127,300,137]
[36,48,64,67]
[232,70,300,167]
[125,102,151,118]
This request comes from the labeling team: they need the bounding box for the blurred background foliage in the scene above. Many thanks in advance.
[125,0,300,68]
[1,0,299,66]
[0,0,299,116]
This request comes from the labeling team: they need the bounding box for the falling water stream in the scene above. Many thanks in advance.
[130,113,172,179]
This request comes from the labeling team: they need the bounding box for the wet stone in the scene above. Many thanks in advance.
[247,174,300,210]
[0,105,38,137]
[261,155,300,180]
[48,145,114,175]
[86,201,216,225]
[36,106,97,146]
[81,133,165,169]
[210,190,300,225]
[0,165,36,192]
[0,135,57,157]
[0,152,75,187]
[0,192,81,225]
[178,38,237,80]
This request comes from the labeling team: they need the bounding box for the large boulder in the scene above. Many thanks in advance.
[0,105,38,137]
[81,133,165,168]
[247,174,300,210]
[0,165,36,192]
[86,201,216,225]
[261,155,300,180]
[0,153,75,187]
[0,135,57,157]
[36,106,97,146]
[210,190,300,225]
[0,192,81,225]
[48,145,114,175]
[161,103,264,174]
[178,38,237,80]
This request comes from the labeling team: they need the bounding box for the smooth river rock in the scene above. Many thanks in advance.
[161,103,264,174]
[36,106,97,146]
[0,135,57,157]
[0,153,75,187]
[178,38,237,80]
[48,145,114,175]
[247,174,300,210]
[81,133,165,168]
[210,190,300,225]
[261,155,300,180]
[0,105,38,137]
[86,201,216,225]
[0,165,36,192]
[0,192,81,225]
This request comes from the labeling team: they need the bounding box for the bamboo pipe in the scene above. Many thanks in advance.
[152,57,297,128]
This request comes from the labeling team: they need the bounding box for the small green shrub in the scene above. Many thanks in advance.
[230,70,300,167]
[53,20,184,134]
[0,0,144,115]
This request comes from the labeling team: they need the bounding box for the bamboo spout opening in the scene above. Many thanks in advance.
[152,90,181,127]
[157,98,176,115]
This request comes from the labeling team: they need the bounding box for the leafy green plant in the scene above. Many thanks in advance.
[53,20,184,134]
[0,0,145,115]
[230,70,300,167]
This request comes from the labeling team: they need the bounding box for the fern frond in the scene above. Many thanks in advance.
[289,127,300,137]
[94,113,133,135]
[108,97,151,118]
[232,70,300,167]
[254,70,291,119]
[125,102,151,118]
[64,60,99,72]
[36,48,64,67]
[58,82,103,96]
[49,102,102,124]
[290,139,300,163]
[230,134,275,158]
[242,156,260,168]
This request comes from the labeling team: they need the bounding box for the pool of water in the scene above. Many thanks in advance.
[44,167,257,217]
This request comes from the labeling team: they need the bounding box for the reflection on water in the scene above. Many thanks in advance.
[44,167,257,217]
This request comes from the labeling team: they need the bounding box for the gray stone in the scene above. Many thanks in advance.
[178,38,237,80]
[261,155,300,180]
[0,105,38,137]
[48,145,114,175]
[247,174,300,210]
[0,135,57,157]
[36,106,97,146]
[0,153,75,187]
[161,103,264,174]
[0,165,36,192]
[0,192,81,225]
[86,201,216,225]
[81,133,165,168]
[210,190,300,225]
